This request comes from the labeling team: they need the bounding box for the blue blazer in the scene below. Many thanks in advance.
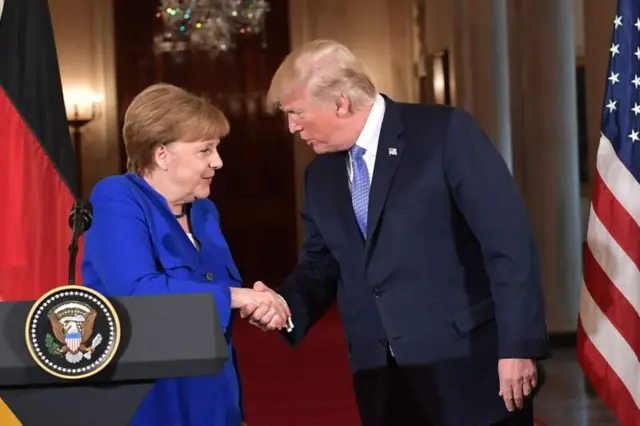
[278,97,549,426]
[81,173,244,426]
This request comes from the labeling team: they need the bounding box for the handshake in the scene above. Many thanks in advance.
[230,282,294,332]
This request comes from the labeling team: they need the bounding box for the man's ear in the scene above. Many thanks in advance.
[335,94,352,118]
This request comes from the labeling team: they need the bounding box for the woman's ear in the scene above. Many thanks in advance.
[155,144,170,171]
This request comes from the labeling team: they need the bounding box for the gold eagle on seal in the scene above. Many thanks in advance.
[48,308,101,363]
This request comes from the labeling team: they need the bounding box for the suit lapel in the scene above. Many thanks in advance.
[366,98,405,245]
[163,205,204,268]
[129,173,202,269]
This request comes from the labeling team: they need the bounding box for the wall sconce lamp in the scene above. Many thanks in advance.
[64,90,104,196]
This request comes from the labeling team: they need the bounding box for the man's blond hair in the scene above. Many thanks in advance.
[267,40,376,111]
[123,83,229,175]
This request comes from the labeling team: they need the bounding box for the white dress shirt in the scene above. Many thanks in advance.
[348,94,386,183]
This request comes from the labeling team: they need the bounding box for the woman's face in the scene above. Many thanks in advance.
[158,139,222,202]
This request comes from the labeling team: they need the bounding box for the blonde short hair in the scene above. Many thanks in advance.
[123,83,230,175]
[267,39,376,111]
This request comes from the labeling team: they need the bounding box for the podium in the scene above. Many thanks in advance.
[0,291,229,426]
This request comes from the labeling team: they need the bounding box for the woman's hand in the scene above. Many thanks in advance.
[230,287,290,329]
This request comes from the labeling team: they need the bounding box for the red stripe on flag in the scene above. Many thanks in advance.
[577,320,640,426]
[0,87,79,300]
[583,246,640,358]
[592,170,640,270]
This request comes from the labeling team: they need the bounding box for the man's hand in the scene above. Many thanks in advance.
[498,358,537,412]
[230,286,290,330]
[240,281,293,331]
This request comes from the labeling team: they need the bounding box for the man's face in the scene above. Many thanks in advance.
[279,86,353,154]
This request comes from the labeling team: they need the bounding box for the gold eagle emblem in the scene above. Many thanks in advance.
[48,309,96,355]
[46,302,103,364]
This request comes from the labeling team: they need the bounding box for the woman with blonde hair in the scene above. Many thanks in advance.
[82,83,290,426]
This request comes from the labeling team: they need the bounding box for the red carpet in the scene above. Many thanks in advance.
[234,303,361,426]
[235,304,548,426]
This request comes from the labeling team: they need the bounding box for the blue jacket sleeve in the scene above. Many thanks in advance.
[84,179,232,331]
[442,108,549,360]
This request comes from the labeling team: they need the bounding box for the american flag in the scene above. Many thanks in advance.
[577,1,640,425]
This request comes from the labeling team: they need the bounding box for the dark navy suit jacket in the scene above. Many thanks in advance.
[278,97,550,425]
[82,173,244,426]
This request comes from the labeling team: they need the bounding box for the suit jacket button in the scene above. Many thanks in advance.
[372,288,382,298]
[378,338,387,347]
[205,272,214,281]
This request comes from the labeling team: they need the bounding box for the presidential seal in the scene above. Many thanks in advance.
[25,285,121,380]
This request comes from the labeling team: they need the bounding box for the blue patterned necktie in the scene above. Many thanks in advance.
[350,144,370,237]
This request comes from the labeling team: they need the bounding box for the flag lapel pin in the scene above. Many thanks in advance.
[388,147,397,156]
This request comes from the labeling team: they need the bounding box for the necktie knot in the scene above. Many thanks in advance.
[350,144,366,160]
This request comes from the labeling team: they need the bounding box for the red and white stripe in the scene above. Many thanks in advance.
[577,133,640,426]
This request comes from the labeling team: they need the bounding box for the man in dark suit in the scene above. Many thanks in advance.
[242,39,549,426]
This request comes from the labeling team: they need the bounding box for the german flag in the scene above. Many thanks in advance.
[0,0,80,420]
[0,0,79,296]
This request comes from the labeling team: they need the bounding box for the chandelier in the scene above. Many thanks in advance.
[154,0,270,58]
